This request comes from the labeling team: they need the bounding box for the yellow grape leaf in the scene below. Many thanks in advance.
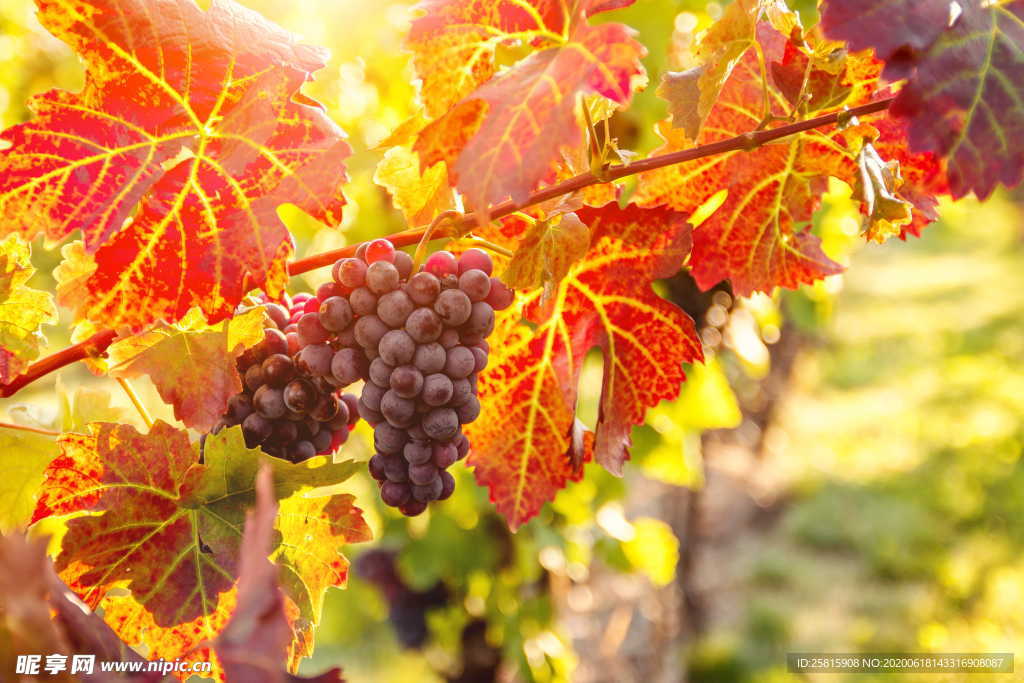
[0,234,57,384]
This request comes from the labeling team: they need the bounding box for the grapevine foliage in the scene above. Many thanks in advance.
[0,0,1022,678]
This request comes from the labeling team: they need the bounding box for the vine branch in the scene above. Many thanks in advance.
[1,97,893,399]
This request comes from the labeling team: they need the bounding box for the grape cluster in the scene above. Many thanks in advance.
[215,294,360,462]
[329,239,514,516]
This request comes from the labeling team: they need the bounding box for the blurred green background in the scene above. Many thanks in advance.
[2,0,1023,681]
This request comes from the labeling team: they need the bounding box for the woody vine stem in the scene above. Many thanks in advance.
[0,96,894,399]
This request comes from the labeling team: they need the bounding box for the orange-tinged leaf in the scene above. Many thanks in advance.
[637,38,846,294]
[407,0,635,118]
[468,204,701,529]
[661,0,794,139]
[635,29,938,295]
[502,212,591,292]
[0,0,350,329]
[0,234,57,384]
[107,307,267,432]
[454,20,645,210]
[373,146,454,226]
[33,422,368,670]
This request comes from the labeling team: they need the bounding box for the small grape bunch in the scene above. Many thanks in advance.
[330,239,514,516]
[216,294,360,463]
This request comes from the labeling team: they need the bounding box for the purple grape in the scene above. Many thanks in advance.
[242,412,273,446]
[432,442,457,468]
[297,344,333,377]
[390,365,424,398]
[368,453,387,481]
[471,346,488,373]
[438,328,460,349]
[413,342,446,374]
[366,261,400,294]
[349,287,378,316]
[449,378,473,406]
[444,346,475,379]
[361,382,386,411]
[394,250,413,279]
[226,393,253,422]
[377,290,415,327]
[244,364,265,392]
[263,327,289,355]
[412,476,443,502]
[368,357,394,388]
[297,312,331,345]
[461,302,495,338]
[311,428,332,453]
[405,308,443,344]
[381,480,411,507]
[310,394,341,422]
[374,422,409,454]
[354,315,389,350]
[264,303,290,329]
[438,470,455,500]
[434,289,472,326]
[422,373,454,406]
[455,434,470,460]
[457,248,494,276]
[283,379,319,414]
[331,347,367,386]
[459,269,491,302]
[270,420,298,444]
[399,500,428,516]
[335,258,367,288]
[358,398,383,425]
[381,390,416,427]
[455,395,481,423]
[253,385,287,419]
[287,440,316,463]
[319,296,354,332]
[423,408,459,440]
[409,461,438,486]
[403,441,433,465]
[407,271,440,305]
[378,330,415,366]
[383,454,409,483]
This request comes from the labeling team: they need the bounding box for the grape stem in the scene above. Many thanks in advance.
[0,97,894,399]
[0,420,60,437]
[115,376,154,429]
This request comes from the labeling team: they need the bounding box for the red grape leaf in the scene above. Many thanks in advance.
[33,423,368,671]
[637,27,942,294]
[0,0,349,329]
[821,0,1024,199]
[819,0,952,77]
[107,308,267,432]
[0,235,57,384]
[453,19,645,210]
[407,0,636,118]
[468,204,701,529]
